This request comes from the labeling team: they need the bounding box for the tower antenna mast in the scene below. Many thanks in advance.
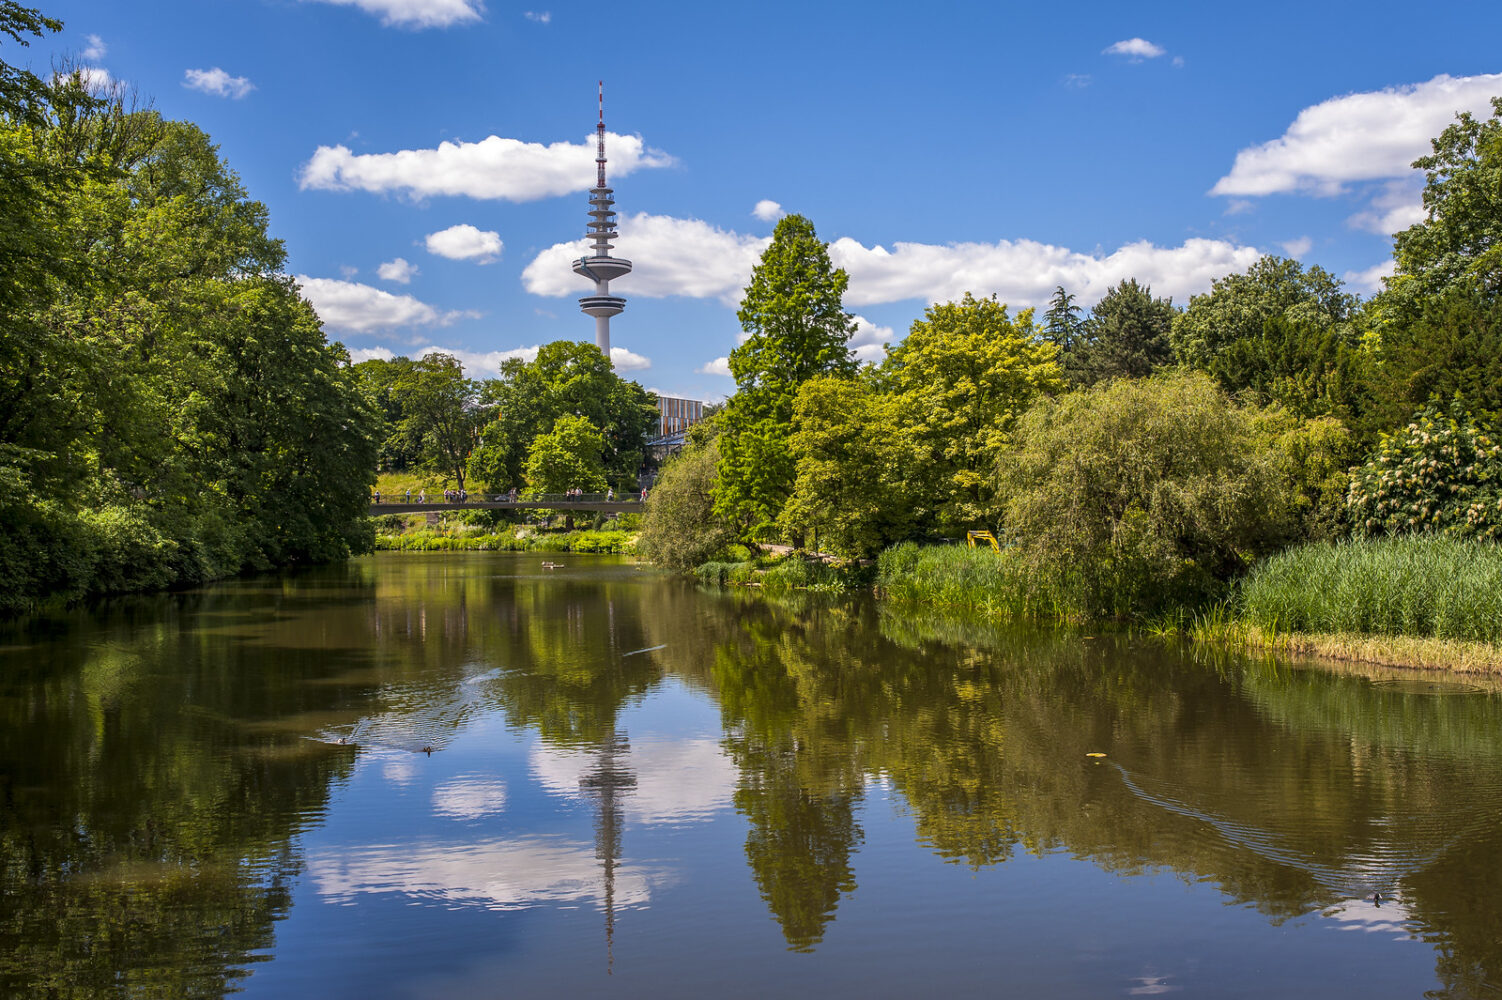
[573,81,631,363]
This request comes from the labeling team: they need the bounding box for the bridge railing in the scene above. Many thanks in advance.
[369,491,646,505]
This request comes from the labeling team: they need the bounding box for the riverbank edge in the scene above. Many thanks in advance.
[1190,621,1502,675]
[687,550,1502,676]
[373,528,637,554]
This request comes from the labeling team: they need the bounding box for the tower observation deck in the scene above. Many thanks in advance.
[572,83,631,363]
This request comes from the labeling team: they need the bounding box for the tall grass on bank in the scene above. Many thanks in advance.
[875,542,1076,621]
[1238,535,1502,644]
[376,529,634,554]
[693,555,856,594]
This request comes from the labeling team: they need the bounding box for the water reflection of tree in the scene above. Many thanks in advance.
[682,591,1502,993]
[0,567,380,998]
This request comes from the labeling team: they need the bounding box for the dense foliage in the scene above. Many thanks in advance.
[662,95,1502,636]
[0,14,377,614]
[1346,406,1502,540]
[997,371,1292,618]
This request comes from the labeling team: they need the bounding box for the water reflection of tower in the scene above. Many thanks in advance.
[572,81,631,364]
[578,726,636,971]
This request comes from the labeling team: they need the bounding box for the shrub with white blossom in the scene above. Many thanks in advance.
[1347,405,1502,540]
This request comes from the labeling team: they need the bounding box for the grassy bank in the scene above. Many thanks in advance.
[693,553,868,594]
[1233,535,1502,644]
[376,527,635,553]
[874,542,1081,621]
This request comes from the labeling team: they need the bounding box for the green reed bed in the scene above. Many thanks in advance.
[1238,535,1502,643]
[875,542,1069,620]
[694,554,858,593]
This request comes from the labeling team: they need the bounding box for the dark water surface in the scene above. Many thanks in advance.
[4,552,1502,999]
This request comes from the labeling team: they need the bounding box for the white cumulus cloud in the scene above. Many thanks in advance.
[1104,38,1165,60]
[524,10,550,22]
[297,275,475,333]
[828,235,1262,308]
[1212,72,1502,199]
[697,357,732,377]
[1279,236,1313,258]
[56,66,113,92]
[347,343,541,378]
[526,216,1262,312]
[300,132,675,202]
[81,34,106,60]
[610,346,651,371]
[849,314,896,363]
[523,213,770,305]
[377,257,418,283]
[752,199,785,222]
[1343,259,1397,294]
[300,0,484,29]
[183,67,254,99]
[425,224,503,263]
[1348,178,1427,235]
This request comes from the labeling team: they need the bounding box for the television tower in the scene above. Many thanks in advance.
[572,82,631,364]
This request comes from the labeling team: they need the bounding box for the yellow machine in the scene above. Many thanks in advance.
[966,530,1000,553]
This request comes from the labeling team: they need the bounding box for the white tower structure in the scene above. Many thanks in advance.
[572,82,631,364]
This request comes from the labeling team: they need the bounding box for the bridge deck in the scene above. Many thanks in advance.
[370,500,643,515]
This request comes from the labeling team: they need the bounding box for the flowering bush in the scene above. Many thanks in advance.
[1347,405,1502,539]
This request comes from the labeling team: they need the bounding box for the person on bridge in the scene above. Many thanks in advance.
[418,490,426,503]
[374,490,381,503]
[405,489,411,501]
[607,487,614,502]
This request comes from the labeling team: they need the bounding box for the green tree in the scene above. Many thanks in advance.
[1391,95,1502,299]
[389,353,484,490]
[717,215,857,539]
[0,87,377,611]
[637,428,736,571]
[1077,279,1176,383]
[467,340,655,493]
[879,293,1062,532]
[524,413,608,495]
[779,375,911,558]
[1171,256,1357,373]
[998,370,1293,618]
[1346,404,1502,540]
[1360,287,1502,437]
[1042,284,1089,386]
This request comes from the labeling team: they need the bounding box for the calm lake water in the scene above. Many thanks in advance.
[3,552,1502,999]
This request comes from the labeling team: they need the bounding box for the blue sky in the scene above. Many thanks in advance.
[26,0,1502,400]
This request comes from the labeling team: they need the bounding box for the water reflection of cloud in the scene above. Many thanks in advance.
[529,737,736,824]
[1322,896,1417,938]
[310,837,655,911]
[1128,973,1182,995]
[379,754,419,786]
[432,776,507,820]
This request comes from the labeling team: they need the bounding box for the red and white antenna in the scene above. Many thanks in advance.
[596,80,607,189]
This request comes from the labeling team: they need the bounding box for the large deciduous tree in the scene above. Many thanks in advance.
[779,375,911,559]
[1390,95,1502,299]
[523,413,608,495]
[0,43,378,613]
[717,214,857,540]
[878,293,1062,533]
[466,340,655,494]
[998,370,1293,618]
[388,353,484,490]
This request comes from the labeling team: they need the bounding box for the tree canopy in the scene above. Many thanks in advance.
[1391,95,1502,299]
[717,214,857,540]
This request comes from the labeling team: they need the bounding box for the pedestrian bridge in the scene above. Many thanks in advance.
[370,492,643,516]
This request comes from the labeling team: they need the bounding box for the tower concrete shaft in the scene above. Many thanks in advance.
[572,82,631,363]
